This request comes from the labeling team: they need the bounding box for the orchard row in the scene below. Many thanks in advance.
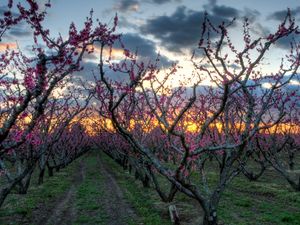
[0,1,299,225]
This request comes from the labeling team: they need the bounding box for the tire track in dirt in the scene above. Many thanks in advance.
[29,155,142,225]
[41,185,76,225]
[97,155,143,225]
[36,160,85,225]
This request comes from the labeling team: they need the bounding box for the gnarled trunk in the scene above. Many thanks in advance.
[0,186,12,208]
[38,167,45,185]
[203,208,218,225]
[47,163,54,177]
[142,174,150,188]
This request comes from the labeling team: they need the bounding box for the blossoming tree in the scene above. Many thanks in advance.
[94,11,300,225]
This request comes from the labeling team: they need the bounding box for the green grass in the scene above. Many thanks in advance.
[216,170,300,225]
[102,152,172,225]
[74,154,109,225]
[102,152,300,225]
[1,151,299,225]
[0,151,172,225]
[0,160,79,225]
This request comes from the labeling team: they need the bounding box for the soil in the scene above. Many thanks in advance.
[31,161,85,225]
[25,157,142,225]
[97,156,142,225]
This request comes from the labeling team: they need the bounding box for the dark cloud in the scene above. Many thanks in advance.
[241,9,269,37]
[74,61,128,83]
[151,0,171,3]
[0,6,19,17]
[114,33,174,66]
[149,0,181,4]
[211,5,239,18]
[0,6,27,39]
[92,33,174,66]
[268,7,300,21]
[1,20,32,40]
[275,33,300,49]
[113,0,181,13]
[76,33,174,82]
[243,8,260,22]
[120,33,158,57]
[8,26,32,37]
[207,0,217,7]
[251,22,270,36]
[140,6,236,53]
[118,16,138,29]
[114,0,139,12]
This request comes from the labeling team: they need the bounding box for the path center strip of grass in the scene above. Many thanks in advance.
[73,154,109,225]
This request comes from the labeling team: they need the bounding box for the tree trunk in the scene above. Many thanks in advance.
[38,167,45,185]
[203,209,218,225]
[18,184,26,194]
[0,187,11,208]
[142,174,150,188]
[169,205,180,225]
[202,188,222,225]
[128,164,132,174]
[122,157,128,170]
[135,170,140,180]
[242,164,266,181]
[288,151,295,170]
[18,168,34,194]
[47,164,54,177]
[286,177,300,191]
[0,174,30,206]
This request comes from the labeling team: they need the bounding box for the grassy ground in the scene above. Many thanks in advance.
[75,152,171,225]
[73,155,109,225]
[0,160,78,225]
[0,154,109,225]
[101,152,172,225]
[104,153,300,225]
[0,151,171,225]
[1,151,299,225]
[218,169,300,225]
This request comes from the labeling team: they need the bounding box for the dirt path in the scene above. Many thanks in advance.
[27,155,141,225]
[42,185,76,225]
[34,161,85,225]
[97,155,142,225]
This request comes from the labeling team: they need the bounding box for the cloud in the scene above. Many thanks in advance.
[211,5,239,18]
[92,33,174,66]
[140,6,237,53]
[1,21,32,40]
[206,0,217,7]
[148,0,181,4]
[242,9,269,37]
[117,15,139,29]
[114,0,139,12]
[243,8,260,22]
[76,33,174,82]
[150,0,171,3]
[0,6,19,17]
[0,6,32,39]
[268,7,300,21]
[74,61,131,83]
[275,33,300,49]
[120,33,174,66]
[8,26,32,38]
[0,42,17,51]
[112,0,181,13]
[120,34,159,57]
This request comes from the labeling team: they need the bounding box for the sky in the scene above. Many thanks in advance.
[1,0,300,87]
